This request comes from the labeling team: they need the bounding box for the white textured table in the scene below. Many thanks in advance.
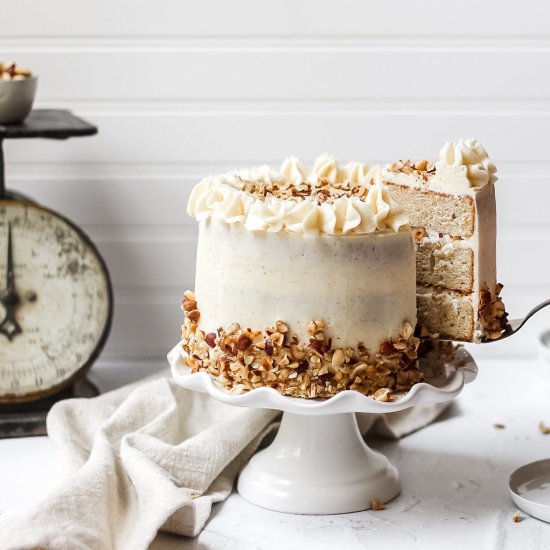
[1,357,549,550]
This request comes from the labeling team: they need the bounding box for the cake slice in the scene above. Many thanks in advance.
[381,139,507,343]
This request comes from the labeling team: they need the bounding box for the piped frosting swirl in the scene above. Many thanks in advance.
[432,138,497,190]
[380,138,497,192]
[187,155,408,235]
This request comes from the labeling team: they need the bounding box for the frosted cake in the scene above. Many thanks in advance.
[181,156,422,398]
[180,141,507,398]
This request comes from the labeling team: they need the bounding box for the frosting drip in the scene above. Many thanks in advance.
[187,157,409,235]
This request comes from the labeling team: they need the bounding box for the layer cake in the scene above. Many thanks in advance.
[180,141,507,399]
[182,156,422,398]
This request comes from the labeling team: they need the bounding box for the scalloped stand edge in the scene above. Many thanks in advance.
[168,342,478,514]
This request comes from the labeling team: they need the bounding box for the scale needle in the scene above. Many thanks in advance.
[0,222,23,341]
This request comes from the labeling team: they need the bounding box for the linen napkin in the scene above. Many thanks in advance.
[0,373,448,550]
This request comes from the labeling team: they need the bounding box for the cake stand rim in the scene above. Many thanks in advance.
[168,342,478,415]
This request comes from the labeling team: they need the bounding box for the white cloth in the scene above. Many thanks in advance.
[0,374,448,550]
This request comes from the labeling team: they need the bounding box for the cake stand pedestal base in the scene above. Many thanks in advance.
[237,411,400,514]
[169,343,478,516]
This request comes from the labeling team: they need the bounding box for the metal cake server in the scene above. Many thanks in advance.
[497,298,550,342]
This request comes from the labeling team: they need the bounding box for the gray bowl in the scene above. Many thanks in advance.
[0,76,38,124]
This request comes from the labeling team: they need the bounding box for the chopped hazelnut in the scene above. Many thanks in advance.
[205,333,217,348]
[180,295,422,398]
[373,388,391,402]
[235,334,253,351]
[380,341,394,355]
[275,320,289,333]
[290,344,306,360]
[331,349,345,368]
[226,322,240,335]
[183,299,197,312]
[412,227,426,242]
[187,309,200,322]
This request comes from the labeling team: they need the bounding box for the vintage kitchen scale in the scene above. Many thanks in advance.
[0,110,113,438]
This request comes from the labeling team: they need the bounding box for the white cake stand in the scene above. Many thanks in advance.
[169,344,477,515]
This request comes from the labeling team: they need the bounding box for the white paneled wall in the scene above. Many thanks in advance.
[1,0,549,364]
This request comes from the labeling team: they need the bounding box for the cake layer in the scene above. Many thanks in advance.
[195,217,416,350]
[385,183,474,238]
[415,235,474,293]
[416,285,475,341]
[416,283,506,342]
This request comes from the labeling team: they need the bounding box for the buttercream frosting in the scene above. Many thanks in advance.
[187,156,408,235]
[280,156,307,186]
[431,138,497,191]
[380,138,497,193]
[307,153,339,185]
[194,217,417,349]
[339,162,378,185]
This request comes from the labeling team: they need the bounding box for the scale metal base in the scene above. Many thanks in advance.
[0,378,99,438]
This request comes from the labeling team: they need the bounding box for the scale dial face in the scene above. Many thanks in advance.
[0,200,112,403]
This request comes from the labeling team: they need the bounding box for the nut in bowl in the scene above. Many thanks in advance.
[0,62,37,125]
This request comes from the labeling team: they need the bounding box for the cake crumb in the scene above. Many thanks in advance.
[512,510,522,523]
[371,500,386,511]
[538,421,550,434]
[493,423,506,430]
